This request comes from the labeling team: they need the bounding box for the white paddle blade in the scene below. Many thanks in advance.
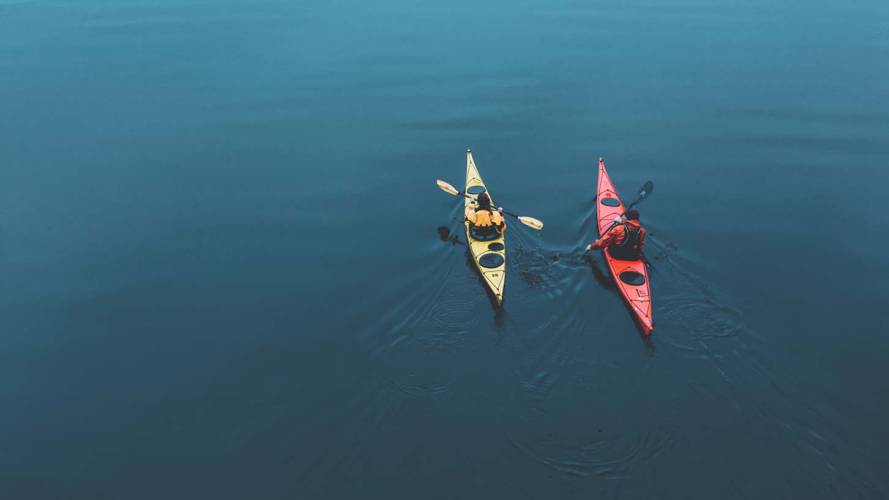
[435,179,460,196]
[518,216,544,230]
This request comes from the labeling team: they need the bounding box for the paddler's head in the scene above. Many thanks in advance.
[625,209,640,221]
[476,192,492,210]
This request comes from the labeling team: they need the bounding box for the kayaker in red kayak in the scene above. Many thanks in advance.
[586,208,646,260]
[466,192,507,238]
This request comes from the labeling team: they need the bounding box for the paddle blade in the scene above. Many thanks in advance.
[436,179,460,196]
[638,180,654,200]
[517,216,544,230]
[626,180,654,210]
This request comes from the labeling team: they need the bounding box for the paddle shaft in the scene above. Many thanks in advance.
[459,191,520,219]
[436,179,542,229]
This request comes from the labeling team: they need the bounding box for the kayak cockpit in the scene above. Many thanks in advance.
[608,246,643,261]
[468,225,501,241]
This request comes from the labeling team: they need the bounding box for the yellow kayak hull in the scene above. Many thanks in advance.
[464,149,506,304]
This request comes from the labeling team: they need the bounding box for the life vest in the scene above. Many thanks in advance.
[609,222,643,260]
[468,208,504,241]
[474,209,495,227]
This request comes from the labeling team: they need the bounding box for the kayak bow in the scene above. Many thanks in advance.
[465,149,506,304]
[595,158,654,334]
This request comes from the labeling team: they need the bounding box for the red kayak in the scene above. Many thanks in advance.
[595,158,654,335]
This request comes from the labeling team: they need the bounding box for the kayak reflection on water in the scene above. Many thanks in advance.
[436,226,464,246]
[585,254,617,291]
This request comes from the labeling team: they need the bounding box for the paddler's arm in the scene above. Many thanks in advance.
[496,208,507,233]
[586,225,620,251]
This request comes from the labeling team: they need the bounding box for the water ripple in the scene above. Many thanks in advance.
[509,430,674,479]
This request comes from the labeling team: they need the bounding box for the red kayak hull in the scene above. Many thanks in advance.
[595,158,654,335]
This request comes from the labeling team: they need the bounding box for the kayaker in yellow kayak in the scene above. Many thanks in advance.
[465,192,507,240]
[586,208,647,260]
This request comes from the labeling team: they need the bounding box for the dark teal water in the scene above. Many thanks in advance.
[2,0,889,498]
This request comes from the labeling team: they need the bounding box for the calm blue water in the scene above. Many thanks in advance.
[2,0,888,498]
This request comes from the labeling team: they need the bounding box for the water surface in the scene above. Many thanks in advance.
[2,0,888,498]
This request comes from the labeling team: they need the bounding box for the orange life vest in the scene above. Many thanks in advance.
[471,209,503,228]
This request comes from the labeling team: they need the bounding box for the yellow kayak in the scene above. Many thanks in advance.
[464,149,506,304]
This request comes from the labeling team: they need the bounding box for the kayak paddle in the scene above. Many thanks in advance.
[435,179,544,230]
[626,180,654,211]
